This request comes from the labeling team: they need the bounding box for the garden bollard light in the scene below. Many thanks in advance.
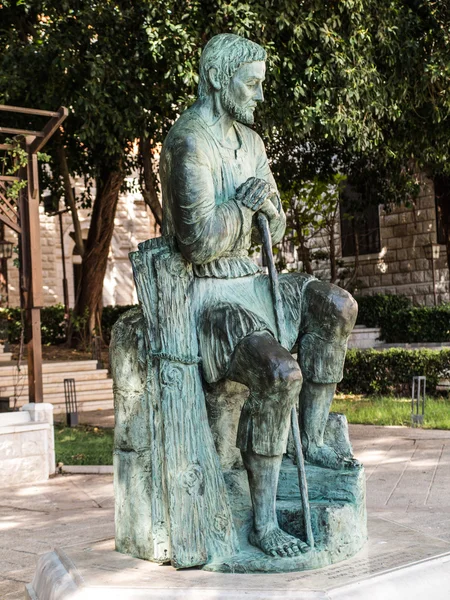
[64,378,78,427]
[411,375,426,427]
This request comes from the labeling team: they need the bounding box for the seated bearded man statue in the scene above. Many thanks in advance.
[160,33,359,559]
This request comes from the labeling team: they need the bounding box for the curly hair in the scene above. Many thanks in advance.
[198,34,267,99]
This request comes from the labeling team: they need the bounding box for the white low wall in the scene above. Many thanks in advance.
[0,403,55,486]
[348,326,382,349]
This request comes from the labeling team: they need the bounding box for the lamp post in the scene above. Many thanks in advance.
[424,241,440,306]
[0,229,14,307]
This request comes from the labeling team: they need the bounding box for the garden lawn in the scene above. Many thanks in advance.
[54,396,450,466]
[55,424,114,466]
[332,394,450,430]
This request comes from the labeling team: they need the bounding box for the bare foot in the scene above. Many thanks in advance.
[249,525,310,558]
[305,443,360,470]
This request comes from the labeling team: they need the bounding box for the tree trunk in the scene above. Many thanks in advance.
[140,136,162,228]
[55,133,85,257]
[329,226,337,283]
[434,175,450,296]
[72,167,124,343]
[345,224,360,292]
[298,239,314,275]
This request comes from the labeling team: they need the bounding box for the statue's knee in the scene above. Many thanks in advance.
[265,357,303,395]
[332,289,358,336]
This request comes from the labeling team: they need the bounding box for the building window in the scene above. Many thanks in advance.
[340,186,381,257]
[434,176,449,245]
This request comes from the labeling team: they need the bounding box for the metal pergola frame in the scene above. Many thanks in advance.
[0,104,68,403]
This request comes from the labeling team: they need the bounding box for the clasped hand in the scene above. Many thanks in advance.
[235,177,279,221]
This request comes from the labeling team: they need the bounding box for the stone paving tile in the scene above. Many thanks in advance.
[383,442,445,509]
[1,424,450,599]
[0,576,23,600]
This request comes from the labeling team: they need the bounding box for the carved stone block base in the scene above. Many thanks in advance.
[204,459,367,573]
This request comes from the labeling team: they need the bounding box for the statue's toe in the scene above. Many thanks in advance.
[249,526,308,558]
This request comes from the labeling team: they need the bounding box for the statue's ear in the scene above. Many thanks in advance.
[208,67,221,91]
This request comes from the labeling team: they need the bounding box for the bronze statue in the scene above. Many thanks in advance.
[112,33,366,573]
[160,33,358,558]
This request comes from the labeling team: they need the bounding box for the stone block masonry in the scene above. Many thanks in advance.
[0,402,55,485]
[354,186,449,305]
[295,178,449,306]
[6,178,157,308]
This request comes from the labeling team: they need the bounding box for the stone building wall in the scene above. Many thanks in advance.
[3,177,448,309]
[349,180,448,305]
[5,179,158,309]
[282,179,449,306]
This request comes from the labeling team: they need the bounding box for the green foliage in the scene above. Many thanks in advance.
[54,423,114,466]
[355,294,412,327]
[0,305,66,345]
[0,304,136,345]
[354,295,450,343]
[332,395,450,430]
[101,304,136,343]
[339,348,450,396]
[380,304,450,343]
[3,1,449,202]
[279,174,348,280]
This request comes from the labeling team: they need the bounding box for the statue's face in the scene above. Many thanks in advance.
[221,60,265,125]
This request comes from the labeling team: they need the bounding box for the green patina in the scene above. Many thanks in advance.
[111,33,366,573]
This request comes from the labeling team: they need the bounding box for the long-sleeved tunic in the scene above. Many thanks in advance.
[161,106,286,278]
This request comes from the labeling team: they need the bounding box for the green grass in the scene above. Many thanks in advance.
[332,395,450,429]
[55,424,114,465]
[54,395,450,466]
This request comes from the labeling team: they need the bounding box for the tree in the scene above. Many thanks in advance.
[280,174,347,283]
[1,0,449,339]
[0,0,203,337]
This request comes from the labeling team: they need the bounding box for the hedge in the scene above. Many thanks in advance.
[354,294,450,343]
[339,348,450,396]
[354,294,411,327]
[379,305,450,343]
[0,304,137,345]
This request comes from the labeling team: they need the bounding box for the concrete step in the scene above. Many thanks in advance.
[0,360,100,377]
[0,369,109,388]
[14,387,114,408]
[51,398,114,414]
[0,360,114,413]
[0,352,13,362]
[2,378,113,399]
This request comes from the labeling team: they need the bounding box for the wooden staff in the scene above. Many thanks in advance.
[257,212,314,550]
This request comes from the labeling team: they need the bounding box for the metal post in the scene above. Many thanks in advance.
[64,378,78,427]
[431,251,437,306]
[411,375,426,426]
[58,211,70,317]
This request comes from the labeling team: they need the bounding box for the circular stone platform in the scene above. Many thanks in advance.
[26,516,450,600]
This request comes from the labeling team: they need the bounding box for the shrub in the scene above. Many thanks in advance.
[0,303,137,346]
[380,304,450,343]
[0,304,66,345]
[354,294,411,327]
[101,305,136,343]
[339,348,450,396]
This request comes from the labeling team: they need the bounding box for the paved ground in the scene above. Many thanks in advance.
[1,421,450,599]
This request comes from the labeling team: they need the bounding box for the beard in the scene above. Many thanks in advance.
[220,87,255,125]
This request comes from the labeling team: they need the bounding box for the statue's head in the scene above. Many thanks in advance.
[198,33,267,125]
